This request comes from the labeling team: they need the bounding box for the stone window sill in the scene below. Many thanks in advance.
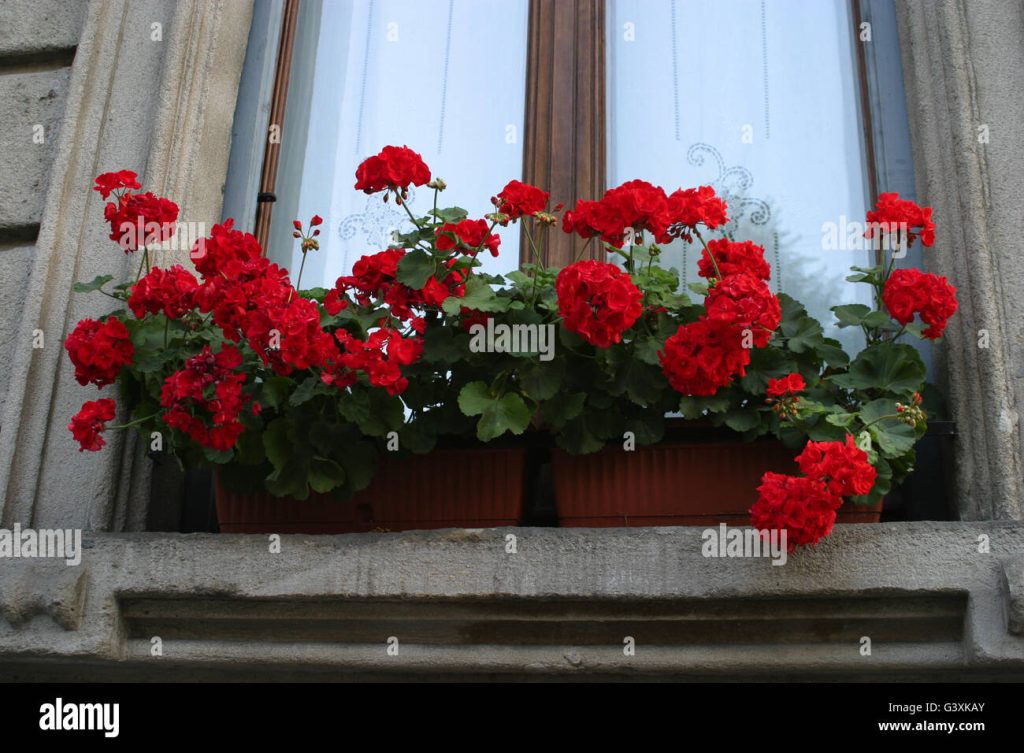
[2,521,1023,680]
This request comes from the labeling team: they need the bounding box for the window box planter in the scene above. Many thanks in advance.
[551,439,882,527]
[215,446,529,534]
[67,159,956,552]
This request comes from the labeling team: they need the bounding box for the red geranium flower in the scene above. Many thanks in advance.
[495,180,549,221]
[704,272,781,348]
[749,472,843,551]
[191,219,264,280]
[64,316,134,388]
[659,317,750,396]
[161,345,249,450]
[866,192,935,248]
[435,219,501,257]
[766,373,806,398]
[698,239,771,281]
[104,191,179,252]
[93,170,141,200]
[129,265,199,319]
[68,398,117,452]
[663,186,729,239]
[354,145,431,194]
[882,267,958,339]
[555,260,643,347]
[796,434,878,498]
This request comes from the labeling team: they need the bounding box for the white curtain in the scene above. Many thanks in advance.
[607,0,872,351]
[270,0,529,286]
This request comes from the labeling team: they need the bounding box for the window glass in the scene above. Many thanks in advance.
[607,0,872,351]
[268,0,529,285]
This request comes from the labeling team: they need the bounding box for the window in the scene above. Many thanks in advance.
[607,0,872,351]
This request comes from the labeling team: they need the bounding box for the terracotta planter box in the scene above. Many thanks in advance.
[215,447,528,534]
[552,440,882,527]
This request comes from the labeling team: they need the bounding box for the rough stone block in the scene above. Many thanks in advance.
[0,69,70,229]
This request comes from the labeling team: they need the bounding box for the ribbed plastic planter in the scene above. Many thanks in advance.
[552,441,882,527]
[215,447,529,534]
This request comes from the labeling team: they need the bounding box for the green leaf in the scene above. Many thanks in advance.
[399,422,437,454]
[634,335,663,365]
[805,417,846,442]
[308,457,346,494]
[477,393,530,441]
[339,440,377,491]
[540,392,586,428]
[863,310,900,331]
[724,409,761,432]
[825,412,857,428]
[614,359,664,406]
[73,274,114,294]
[832,303,872,328]
[519,359,565,401]
[625,415,665,446]
[443,277,509,315]
[829,343,926,394]
[396,249,435,289]
[265,461,309,499]
[457,381,492,416]
[782,317,824,354]
[687,282,710,296]
[815,340,850,369]
[234,430,266,465]
[431,206,469,223]
[262,418,292,472]
[678,394,730,419]
[260,376,293,410]
[422,325,465,364]
[870,422,917,456]
[202,446,234,464]
[556,416,605,454]
[289,376,321,407]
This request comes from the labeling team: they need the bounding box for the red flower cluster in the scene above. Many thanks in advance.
[750,434,877,550]
[882,267,958,339]
[64,316,134,388]
[705,272,781,348]
[93,170,141,199]
[562,181,728,248]
[749,473,843,551]
[555,260,643,347]
[866,192,935,248]
[494,180,549,221]
[334,248,465,320]
[161,345,248,450]
[68,398,117,452]
[354,145,431,194]
[766,373,805,398]
[797,434,877,497]
[659,264,778,397]
[658,318,751,396]
[128,265,199,319]
[244,294,338,375]
[103,191,179,253]
[326,329,424,396]
[662,186,730,241]
[435,219,501,257]
[698,239,771,281]
[191,218,263,280]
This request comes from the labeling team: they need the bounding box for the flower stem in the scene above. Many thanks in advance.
[108,413,159,430]
[693,229,723,281]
